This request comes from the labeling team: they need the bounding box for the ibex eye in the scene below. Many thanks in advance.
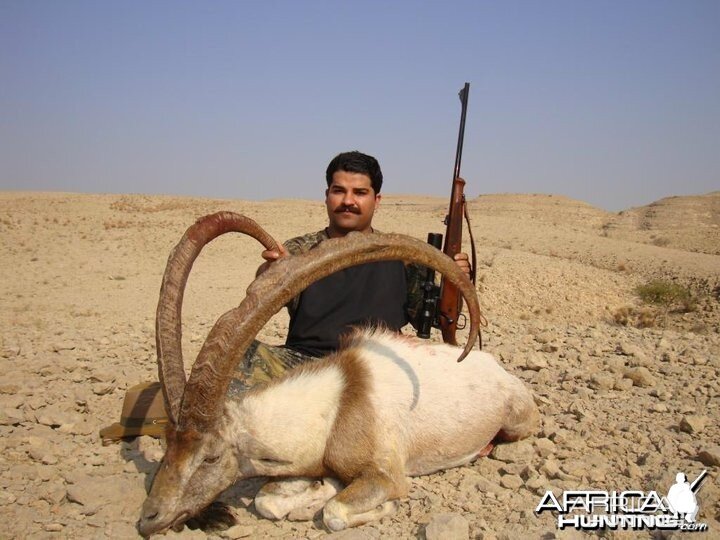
[204,455,220,464]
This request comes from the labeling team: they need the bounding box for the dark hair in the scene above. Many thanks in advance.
[325,151,383,194]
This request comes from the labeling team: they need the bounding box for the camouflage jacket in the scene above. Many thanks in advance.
[283,229,425,330]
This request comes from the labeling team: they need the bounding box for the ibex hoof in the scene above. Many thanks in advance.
[325,517,348,532]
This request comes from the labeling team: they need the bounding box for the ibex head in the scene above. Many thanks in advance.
[139,426,239,535]
[137,212,483,536]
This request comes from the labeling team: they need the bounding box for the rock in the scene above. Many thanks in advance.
[475,476,506,495]
[534,332,553,344]
[616,342,643,357]
[0,491,17,505]
[325,529,377,540]
[66,477,106,515]
[92,381,116,395]
[424,512,469,540]
[41,453,59,465]
[0,408,24,426]
[623,367,656,387]
[589,373,615,390]
[105,521,139,537]
[36,410,82,429]
[499,474,523,489]
[550,429,570,445]
[560,462,587,480]
[540,460,561,479]
[525,474,549,491]
[534,438,556,457]
[525,354,548,371]
[625,463,642,479]
[51,341,76,352]
[679,415,708,434]
[500,463,525,476]
[26,445,55,464]
[534,369,552,385]
[0,381,22,394]
[605,357,625,373]
[697,446,720,467]
[456,469,484,492]
[491,441,534,464]
[85,515,105,529]
[1,344,21,358]
[627,352,650,367]
[678,442,696,456]
[568,400,594,421]
[89,369,116,383]
[540,417,560,439]
[588,466,608,484]
[63,420,94,436]
[138,435,165,463]
[39,482,66,505]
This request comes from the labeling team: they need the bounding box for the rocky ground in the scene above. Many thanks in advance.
[0,191,718,539]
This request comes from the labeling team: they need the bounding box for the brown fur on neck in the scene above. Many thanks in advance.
[322,348,375,483]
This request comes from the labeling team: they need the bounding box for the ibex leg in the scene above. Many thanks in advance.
[322,466,407,531]
[496,387,539,442]
[255,477,342,521]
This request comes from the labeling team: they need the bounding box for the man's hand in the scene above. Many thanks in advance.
[453,253,471,280]
[256,244,290,277]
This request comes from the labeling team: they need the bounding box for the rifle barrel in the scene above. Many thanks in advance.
[453,83,470,180]
[690,469,708,493]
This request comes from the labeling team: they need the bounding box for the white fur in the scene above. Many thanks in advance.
[254,477,343,521]
[223,329,535,478]
[354,331,523,475]
[220,329,537,529]
[222,364,344,476]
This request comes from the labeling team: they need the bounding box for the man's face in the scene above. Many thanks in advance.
[325,170,381,236]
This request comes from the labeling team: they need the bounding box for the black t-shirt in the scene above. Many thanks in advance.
[285,260,408,357]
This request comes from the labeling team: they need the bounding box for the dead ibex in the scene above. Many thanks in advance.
[137,212,539,536]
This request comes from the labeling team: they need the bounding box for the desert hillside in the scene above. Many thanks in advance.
[603,191,720,256]
[0,191,718,539]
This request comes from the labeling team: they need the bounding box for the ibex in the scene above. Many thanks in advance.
[137,212,539,536]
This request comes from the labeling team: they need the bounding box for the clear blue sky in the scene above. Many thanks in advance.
[1,0,718,211]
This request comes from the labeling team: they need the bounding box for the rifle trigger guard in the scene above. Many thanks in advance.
[439,312,454,326]
[456,312,467,330]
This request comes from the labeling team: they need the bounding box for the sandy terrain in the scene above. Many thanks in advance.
[0,190,718,539]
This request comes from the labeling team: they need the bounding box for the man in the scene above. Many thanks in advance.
[233,151,471,391]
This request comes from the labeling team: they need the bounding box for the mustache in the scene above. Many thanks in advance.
[334,205,361,214]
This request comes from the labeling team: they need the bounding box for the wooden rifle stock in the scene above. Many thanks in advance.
[438,177,466,345]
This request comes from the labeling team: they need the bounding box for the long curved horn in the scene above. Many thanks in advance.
[179,231,483,432]
[156,212,279,425]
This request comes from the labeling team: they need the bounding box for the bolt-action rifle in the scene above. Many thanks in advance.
[417,83,482,347]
